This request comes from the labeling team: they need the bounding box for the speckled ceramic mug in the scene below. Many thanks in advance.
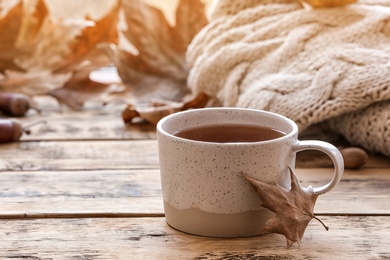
[157,108,344,237]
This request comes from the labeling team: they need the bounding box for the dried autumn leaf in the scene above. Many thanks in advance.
[15,0,48,54]
[242,167,329,249]
[100,0,208,103]
[49,69,117,110]
[0,0,120,109]
[0,0,24,72]
[302,0,357,8]
[122,92,209,125]
[54,0,120,74]
[48,0,121,109]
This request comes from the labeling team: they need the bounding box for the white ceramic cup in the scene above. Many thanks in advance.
[157,108,344,237]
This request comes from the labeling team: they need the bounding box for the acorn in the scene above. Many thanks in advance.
[0,92,37,117]
[339,147,369,169]
[0,119,45,143]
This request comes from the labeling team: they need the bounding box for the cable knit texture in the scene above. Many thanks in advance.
[187,0,390,157]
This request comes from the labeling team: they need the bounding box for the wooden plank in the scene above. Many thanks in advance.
[14,108,157,141]
[27,119,157,141]
[0,216,388,259]
[1,139,390,171]
[4,96,390,166]
[0,140,159,171]
[4,98,390,169]
[0,198,164,219]
[0,170,163,218]
[0,94,156,141]
[14,111,390,169]
[0,169,388,217]
[297,150,390,169]
[298,168,390,215]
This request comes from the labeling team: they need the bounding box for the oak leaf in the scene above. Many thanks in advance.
[0,0,119,109]
[302,0,357,8]
[122,92,209,125]
[242,167,329,249]
[0,0,25,72]
[100,0,208,113]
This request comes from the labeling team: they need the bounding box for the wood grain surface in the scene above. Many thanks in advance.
[0,217,389,259]
[0,98,389,259]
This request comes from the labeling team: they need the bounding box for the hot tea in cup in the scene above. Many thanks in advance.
[157,108,343,237]
[173,124,285,143]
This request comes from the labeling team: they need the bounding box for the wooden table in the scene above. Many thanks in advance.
[0,98,389,259]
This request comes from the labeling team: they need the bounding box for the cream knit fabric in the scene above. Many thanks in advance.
[187,0,390,157]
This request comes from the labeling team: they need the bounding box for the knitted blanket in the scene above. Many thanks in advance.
[186,0,390,157]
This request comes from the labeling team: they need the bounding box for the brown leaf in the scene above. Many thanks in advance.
[14,0,48,53]
[122,92,209,125]
[242,167,329,249]
[302,0,357,8]
[47,0,120,109]
[0,0,24,72]
[102,0,208,103]
[49,72,113,110]
[54,0,120,74]
[0,69,72,96]
[0,0,120,108]
[174,0,209,55]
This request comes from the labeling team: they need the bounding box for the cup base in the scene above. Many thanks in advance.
[164,201,275,238]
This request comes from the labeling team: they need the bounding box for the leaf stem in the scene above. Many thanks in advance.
[313,215,329,231]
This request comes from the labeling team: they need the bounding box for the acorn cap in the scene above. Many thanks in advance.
[10,94,30,116]
[11,119,23,141]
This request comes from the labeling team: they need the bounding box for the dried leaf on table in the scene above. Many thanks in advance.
[100,0,208,107]
[49,71,119,110]
[0,0,120,109]
[122,92,209,125]
[242,167,329,249]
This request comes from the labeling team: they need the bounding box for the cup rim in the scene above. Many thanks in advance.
[157,107,298,145]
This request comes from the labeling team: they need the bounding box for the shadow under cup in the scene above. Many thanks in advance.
[157,108,298,238]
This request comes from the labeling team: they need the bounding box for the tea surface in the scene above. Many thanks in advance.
[173,124,285,143]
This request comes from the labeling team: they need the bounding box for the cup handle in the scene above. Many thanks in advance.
[292,140,344,195]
